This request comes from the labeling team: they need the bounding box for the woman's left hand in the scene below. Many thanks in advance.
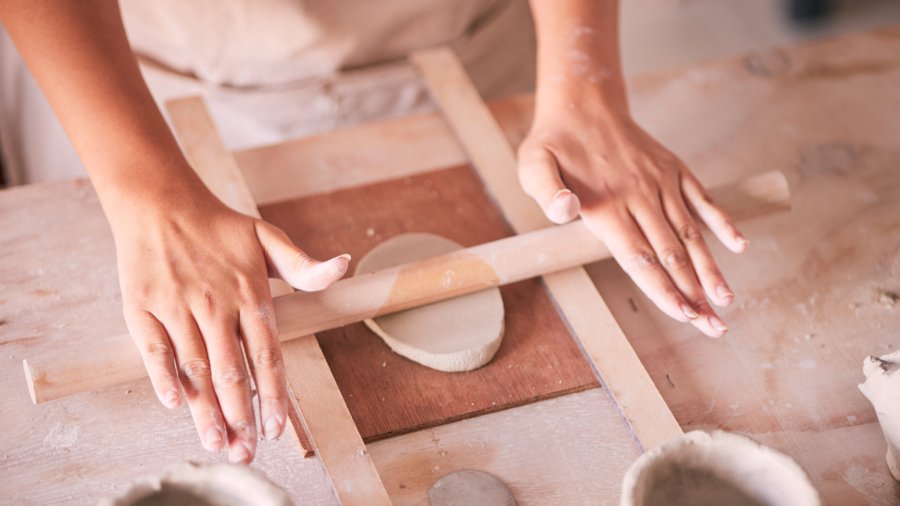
[517,106,748,337]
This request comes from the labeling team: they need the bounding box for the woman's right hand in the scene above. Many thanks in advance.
[110,182,349,464]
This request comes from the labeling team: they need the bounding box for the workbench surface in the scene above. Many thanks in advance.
[2,26,900,505]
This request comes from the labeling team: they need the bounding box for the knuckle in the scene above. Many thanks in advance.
[661,249,690,269]
[214,366,249,388]
[144,341,172,358]
[253,348,283,370]
[678,224,702,242]
[233,420,257,441]
[200,289,218,314]
[626,250,659,271]
[180,359,212,380]
[691,299,712,312]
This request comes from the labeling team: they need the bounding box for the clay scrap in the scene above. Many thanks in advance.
[859,350,900,481]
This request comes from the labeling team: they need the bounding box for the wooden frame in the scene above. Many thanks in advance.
[18,47,791,504]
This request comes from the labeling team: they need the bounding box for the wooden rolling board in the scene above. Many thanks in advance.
[259,165,598,441]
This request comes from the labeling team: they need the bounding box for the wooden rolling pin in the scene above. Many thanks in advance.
[23,171,790,404]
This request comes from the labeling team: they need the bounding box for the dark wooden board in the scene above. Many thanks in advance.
[260,164,598,441]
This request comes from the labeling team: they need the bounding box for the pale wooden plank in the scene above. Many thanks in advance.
[410,46,683,450]
[231,95,536,205]
[284,335,392,506]
[166,97,391,503]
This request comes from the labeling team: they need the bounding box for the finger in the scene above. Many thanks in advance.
[681,173,749,253]
[255,221,350,292]
[196,313,257,464]
[123,308,181,409]
[663,188,735,309]
[517,147,581,224]
[164,311,227,452]
[240,298,288,442]
[631,199,727,338]
[581,206,697,324]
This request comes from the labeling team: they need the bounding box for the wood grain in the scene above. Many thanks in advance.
[259,165,599,441]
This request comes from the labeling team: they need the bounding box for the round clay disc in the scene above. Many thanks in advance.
[354,233,505,372]
[428,469,517,506]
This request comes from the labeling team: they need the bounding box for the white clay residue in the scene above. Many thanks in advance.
[859,350,900,481]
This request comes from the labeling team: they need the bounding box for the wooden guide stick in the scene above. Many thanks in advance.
[408,47,786,450]
[23,169,787,405]
[165,97,392,505]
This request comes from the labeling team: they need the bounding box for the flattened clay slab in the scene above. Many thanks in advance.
[354,233,505,372]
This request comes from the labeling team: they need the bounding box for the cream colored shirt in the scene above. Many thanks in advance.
[0,0,535,184]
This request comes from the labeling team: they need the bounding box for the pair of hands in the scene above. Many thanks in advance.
[119,110,744,464]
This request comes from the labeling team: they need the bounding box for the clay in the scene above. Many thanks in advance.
[355,233,505,372]
[621,431,820,506]
[858,350,900,481]
[98,462,293,506]
[428,469,517,506]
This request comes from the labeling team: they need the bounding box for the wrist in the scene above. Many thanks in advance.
[96,161,216,233]
[534,86,634,131]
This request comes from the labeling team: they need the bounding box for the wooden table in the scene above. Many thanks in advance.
[2,27,900,505]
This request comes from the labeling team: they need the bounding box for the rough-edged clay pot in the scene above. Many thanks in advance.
[859,350,900,481]
[620,430,820,506]
[98,461,293,506]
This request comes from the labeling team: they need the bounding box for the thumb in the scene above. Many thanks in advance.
[255,221,350,292]
[517,147,580,224]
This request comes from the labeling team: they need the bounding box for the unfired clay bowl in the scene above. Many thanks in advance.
[98,461,293,506]
[621,430,820,506]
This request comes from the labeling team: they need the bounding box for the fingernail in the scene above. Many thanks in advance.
[162,389,180,408]
[311,255,350,278]
[736,235,750,250]
[264,416,282,441]
[204,426,224,451]
[229,443,252,464]
[715,283,734,301]
[709,315,728,334]
[547,189,580,224]
[681,304,700,320]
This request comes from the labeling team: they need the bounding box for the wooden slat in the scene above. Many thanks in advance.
[165,97,312,455]
[410,47,683,450]
[165,97,391,504]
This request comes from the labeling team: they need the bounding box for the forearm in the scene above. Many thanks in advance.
[0,0,205,224]
[529,0,629,121]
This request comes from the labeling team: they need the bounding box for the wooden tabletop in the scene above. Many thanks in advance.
[2,26,900,505]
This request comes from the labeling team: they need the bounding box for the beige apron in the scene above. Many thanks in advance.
[0,0,534,184]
